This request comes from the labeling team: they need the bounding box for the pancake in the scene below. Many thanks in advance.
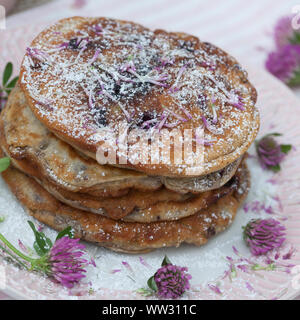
[19,16,259,178]
[1,162,249,253]
[162,156,242,194]
[123,161,247,223]
[34,172,235,222]
[0,86,161,197]
[0,132,246,222]
[6,150,245,222]
[1,86,243,195]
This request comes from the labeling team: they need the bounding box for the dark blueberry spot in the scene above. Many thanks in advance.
[121,81,153,102]
[224,176,237,189]
[135,111,157,128]
[206,226,216,238]
[97,108,107,126]
[224,177,233,188]
[141,111,154,122]
[39,140,49,150]
[135,81,153,93]
[114,83,121,95]
[197,92,208,110]
[178,40,195,52]
[202,42,213,50]
[30,63,42,70]
[68,38,79,49]
[92,107,107,127]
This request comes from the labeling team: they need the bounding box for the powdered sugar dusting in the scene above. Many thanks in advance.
[20,17,258,174]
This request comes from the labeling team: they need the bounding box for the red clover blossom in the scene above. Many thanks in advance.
[46,236,88,288]
[243,218,286,256]
[256,133,292,172]
[0,222,91,289]
[145,255,192,299]
[266,44,300,85]
[274,15,295,49]
[266,15,300,85]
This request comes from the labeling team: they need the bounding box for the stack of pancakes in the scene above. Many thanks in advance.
[0,17,259,253]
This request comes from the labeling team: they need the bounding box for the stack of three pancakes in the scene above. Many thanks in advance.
[0,17,259,253]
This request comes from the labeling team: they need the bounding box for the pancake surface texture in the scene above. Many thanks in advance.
[20,16,259,177]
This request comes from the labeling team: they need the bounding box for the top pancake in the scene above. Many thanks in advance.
[19,16,259,177]
[0,85,243,196]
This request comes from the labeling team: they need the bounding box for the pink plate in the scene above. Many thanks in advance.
[0,23,300,300]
